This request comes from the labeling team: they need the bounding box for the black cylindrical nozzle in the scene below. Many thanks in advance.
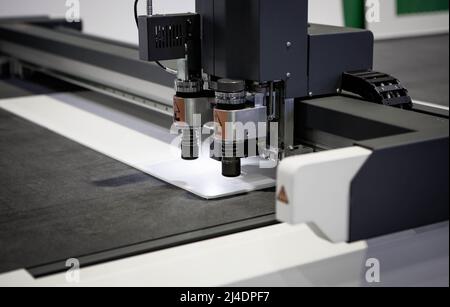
[222,157,241,178]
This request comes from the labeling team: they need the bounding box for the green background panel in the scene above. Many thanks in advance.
[343,0,365,28]
[397,0,449,15]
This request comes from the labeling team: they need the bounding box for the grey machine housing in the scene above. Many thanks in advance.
[194,0,448,241]
[135,0,449,241]
[196,0,374,99]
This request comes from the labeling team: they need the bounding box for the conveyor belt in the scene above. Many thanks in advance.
[0,34,448,277]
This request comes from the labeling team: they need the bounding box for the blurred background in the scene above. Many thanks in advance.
[0,0,448,44]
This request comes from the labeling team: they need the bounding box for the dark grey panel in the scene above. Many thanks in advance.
[196,0,215,76]
[298,95,447,133]
[295,95,448,149]
[350,136,449,242]
[197,0,308,98]
[308,24,374,96]
[212,0,261,80]
[295,97,412,144]
[259,0,308,98]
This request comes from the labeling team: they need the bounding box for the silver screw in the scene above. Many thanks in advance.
[286,42,292,48]
[286,72,291,78]
[309,92,313,97]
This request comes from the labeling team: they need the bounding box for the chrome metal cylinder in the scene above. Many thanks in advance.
[181,128,200,160]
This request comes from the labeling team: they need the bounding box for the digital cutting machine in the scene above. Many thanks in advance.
[0,1,448,278]
[137,0,448,242]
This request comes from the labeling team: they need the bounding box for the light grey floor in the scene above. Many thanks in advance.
[374,34,449,106]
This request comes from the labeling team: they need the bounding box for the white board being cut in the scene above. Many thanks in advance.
[0,93,276,199]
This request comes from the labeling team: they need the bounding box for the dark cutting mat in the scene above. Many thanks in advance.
[0,104,276,275]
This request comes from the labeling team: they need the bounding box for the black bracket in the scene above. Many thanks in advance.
[138,14,201,61]
[138,13,202,76]
[341,71,413,109]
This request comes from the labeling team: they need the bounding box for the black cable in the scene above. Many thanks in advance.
[134,0,176,75]
[134,0,139,28]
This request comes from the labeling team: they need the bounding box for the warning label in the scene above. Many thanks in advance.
[277,186,289,204]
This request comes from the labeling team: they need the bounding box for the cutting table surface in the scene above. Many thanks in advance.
[0,34,448,276]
